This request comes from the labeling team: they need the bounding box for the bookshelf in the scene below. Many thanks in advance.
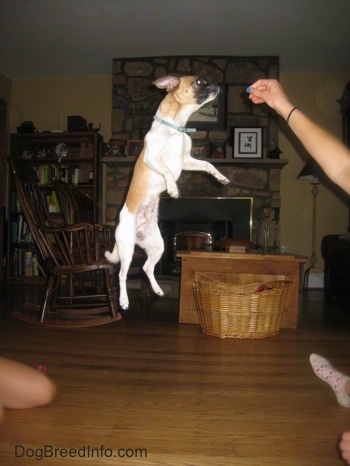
[7,131,103,283]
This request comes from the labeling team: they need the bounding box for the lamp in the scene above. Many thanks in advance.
[297,158,324,289]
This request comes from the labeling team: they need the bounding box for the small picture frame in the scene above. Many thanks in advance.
[191,146,206,158]
[104,139,127,157]
[232,127,263,159]
[209,142,226,159]
[126,140,143,157]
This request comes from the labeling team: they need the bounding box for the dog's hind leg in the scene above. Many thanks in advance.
[112,207,136,311]
[138,225,165,297]
[118,244,135,311]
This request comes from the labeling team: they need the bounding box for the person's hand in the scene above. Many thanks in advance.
[339,432,350,464]
[247,79,294,119]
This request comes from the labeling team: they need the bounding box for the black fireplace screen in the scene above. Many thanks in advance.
[157,196,252,274]
[158,196,252,240]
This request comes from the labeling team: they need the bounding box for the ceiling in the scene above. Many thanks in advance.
[1,0,350,80]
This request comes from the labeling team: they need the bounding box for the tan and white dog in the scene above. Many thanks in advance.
[105,75,230,310]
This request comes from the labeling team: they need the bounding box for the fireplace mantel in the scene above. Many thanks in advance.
[102,155,288,250]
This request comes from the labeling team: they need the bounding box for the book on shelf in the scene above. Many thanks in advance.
[24,251,33,277]
[12,221,18,242]
[12,249,41,277]
[14,216,33,243]
[17,215,23,242]
[46,194,56,213]
[45,190,61,213]
[71,166,81,185]
[13,248,18,275]
[17,248,23,275]
[32,254,39,276]
[51,190,60,212]
[33,164,60,185]
[11,192,21,213]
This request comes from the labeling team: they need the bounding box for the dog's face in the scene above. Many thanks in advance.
[154,75,219,114]
[175,76,219,106]
[190,77,219,105]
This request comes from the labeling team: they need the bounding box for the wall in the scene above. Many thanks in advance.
[8,75,112,141]
[3,71,350,269]
[279,74,349,268]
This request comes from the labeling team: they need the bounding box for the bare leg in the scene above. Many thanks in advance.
[0,357,56,418]
[339,432,350,465]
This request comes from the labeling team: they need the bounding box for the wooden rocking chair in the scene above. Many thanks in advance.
[8,157,122,327]
[53,180,148,303]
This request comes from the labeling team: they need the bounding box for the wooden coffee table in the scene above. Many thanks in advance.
[177,251,308,329]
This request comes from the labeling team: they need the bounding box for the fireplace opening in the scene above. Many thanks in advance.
[157,197,252,274]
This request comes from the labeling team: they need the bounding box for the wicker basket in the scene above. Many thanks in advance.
[193,277,291,339]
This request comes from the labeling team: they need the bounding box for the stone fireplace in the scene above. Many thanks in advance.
[102,55,288,250]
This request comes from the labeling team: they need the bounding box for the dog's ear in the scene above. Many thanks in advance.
[153,76,180,92]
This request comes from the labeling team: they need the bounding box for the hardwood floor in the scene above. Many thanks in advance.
[0,284,350,465]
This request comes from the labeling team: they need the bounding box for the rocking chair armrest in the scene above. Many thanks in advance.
[94,223,115,231]
[93,224,115,256]
[39,221,102,266]
[39,222,94,234]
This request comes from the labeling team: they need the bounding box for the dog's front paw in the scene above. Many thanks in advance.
[218,175,230,185]
[167,183,179,198]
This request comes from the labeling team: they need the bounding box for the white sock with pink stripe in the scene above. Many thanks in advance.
[310,353,350,408]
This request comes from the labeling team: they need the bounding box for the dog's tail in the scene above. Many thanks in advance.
[104,243,120,264]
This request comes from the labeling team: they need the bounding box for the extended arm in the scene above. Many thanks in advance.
[248,79,350,195]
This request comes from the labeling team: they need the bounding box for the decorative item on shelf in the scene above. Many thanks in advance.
[86,122,101,132]
[268,146,282,159]
[191,145,206,158]
[71,166,81,185]
[17,121,38,134]
[126,140,143,157]
[259,205,271,253]
[60,166,70,183]
[209,142,226,158]
[55,143,68,163]
[273,207,281,251]
[21,150,34,159]
[67,115,87,132]
[103,139,127,157]
[297,158,324,289]
[231,127,263,159]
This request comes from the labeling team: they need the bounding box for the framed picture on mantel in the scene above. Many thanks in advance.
[232,127,263,159]
[187,85,226,130]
